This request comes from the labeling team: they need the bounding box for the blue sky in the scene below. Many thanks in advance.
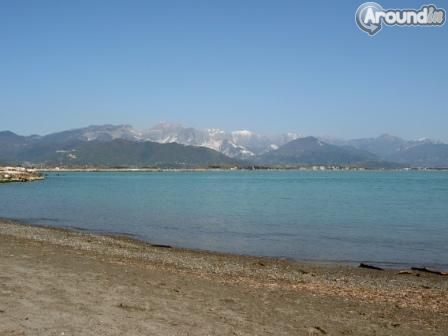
[1,0,447,140]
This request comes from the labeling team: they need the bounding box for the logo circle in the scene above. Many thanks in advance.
[356,2,384,35]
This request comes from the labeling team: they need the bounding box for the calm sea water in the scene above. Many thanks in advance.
[1,171,447,269]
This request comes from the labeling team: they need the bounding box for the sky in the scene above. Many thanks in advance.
[0,0,447,140]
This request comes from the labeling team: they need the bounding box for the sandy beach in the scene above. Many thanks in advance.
[0,220,447,336]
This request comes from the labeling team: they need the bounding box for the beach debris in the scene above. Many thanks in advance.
[397,270,414,275]
[117,303,146,312]
[151,244,172,249]
[306,326,327,334]
[411,267,448,276]
[359,263,384,271]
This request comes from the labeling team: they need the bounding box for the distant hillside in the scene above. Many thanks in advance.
[0,124,299,160]
[0,137,239,168]
[256,137,387,167]
[388,143,448,168]
[1,126,448,168]
[0,131,37,163]
[324,134,448,167]
[343,134,410,157]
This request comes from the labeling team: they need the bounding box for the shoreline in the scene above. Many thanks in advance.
[5,217,447,272]
[37,167,448,172]
[1,220,448,335]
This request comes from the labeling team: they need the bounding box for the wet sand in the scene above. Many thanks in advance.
[0,220,447,335]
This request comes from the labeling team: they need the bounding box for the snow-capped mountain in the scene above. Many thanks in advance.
[37,124,145,144]
[141,123,300,159]
[39,123,299,159]
[2,125,448,167]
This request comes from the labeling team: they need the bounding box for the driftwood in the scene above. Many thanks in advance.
[359,263,384,271]
[151,244,172,249]
[411,267,448,276]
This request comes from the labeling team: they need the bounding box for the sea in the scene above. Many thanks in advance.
[1,171,447,270]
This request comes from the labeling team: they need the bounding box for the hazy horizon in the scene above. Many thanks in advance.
[1,1,447,141]
[3,121,446,143]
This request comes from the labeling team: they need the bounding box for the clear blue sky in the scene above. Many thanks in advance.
[1,0,447,140]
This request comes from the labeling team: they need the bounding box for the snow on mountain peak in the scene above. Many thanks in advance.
[152,122,182,130]
[207,128,225,136]
[232,130,254,137]
[80,123,302,160]
[286,132,300,140]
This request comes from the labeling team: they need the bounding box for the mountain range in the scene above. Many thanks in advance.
[0,123,447,168]
[0,129,238,168]
[257,137,378,167]
[105,123,298,159]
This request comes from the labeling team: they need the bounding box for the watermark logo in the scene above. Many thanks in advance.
[356,2,446,35]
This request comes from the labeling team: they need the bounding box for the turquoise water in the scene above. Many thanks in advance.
[1,171,447,269]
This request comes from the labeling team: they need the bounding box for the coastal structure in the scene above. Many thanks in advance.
[0,167,44,183]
